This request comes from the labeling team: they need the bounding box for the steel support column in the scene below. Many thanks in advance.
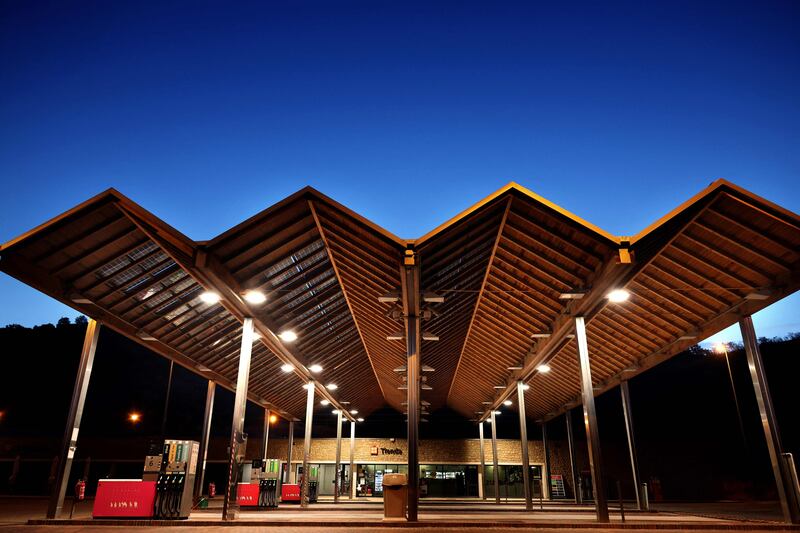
[161,360,174,438]
[740,316,800,524]
[566,409,581,504]
[620,381,642,510]
[47,319,100,519]
[334,409,343,503]
[261,408,271,463]
[478,422,486,500]
[222,317,254,521]
[490,410,500,504]
[349,421,356,499]
[517,381,533,510]
[575,316,609,522]
[286,421,295,483]
[542,421,551,500]
[400,250,421,521]
[194,381,215,501]
[300,382,315,509]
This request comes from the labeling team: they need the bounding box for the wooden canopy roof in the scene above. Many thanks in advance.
[2,180,798,423]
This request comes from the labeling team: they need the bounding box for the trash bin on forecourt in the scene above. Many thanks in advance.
[382,473,407,519]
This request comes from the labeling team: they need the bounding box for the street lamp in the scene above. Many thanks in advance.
[712,342,748,452]
[128,412,142,423]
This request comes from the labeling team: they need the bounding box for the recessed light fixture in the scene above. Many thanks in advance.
[537,364,551,373]
[493,385,505,389]
[331,409,340,415]
[493,410,501,415]
[507,365,523,371]
[357,417,364,422]
[309,364,323,373]
[199,291,221,304]
[387,332,404,341]
[522,384,530,391]
[280,363,293,373]
[482,401,492,405]
[745,289,770,300]
[302,383,313,390]
[243,290,266,304]
[279,330,298,342]
[503,400,513,406]
[531,333,552,339]
[350,409,358,415]
[378,292,400,303]
[422,331,439,341]
[607,289,630,303]
[320,399,330,406]
[560,290,587,300]
[136,331,157,341]
[422,292,445,303]
[326,383,338,390]
[678,335,697,341]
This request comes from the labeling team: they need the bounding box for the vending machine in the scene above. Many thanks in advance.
[152,440,200,519]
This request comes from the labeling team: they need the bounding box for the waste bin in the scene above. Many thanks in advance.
[382,473,407,519]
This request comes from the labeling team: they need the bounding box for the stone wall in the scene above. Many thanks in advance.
[263,437,548,466]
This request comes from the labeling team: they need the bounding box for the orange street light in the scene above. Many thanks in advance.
[269,414,278,424]
[128,412,142,423]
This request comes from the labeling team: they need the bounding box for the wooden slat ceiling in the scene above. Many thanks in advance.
[0,194,309,419]
[205,195,389,417]
[416,198,510,411]
[424,189,618,418]
[310,200,407,411]
[1,180,798,425]
[522,188,800,422]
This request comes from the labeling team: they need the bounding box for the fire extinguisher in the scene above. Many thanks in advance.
[70,479,86,518]
[75,479,86,501]
[208,482,216,498]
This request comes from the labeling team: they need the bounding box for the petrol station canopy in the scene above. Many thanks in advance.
[2,180,798,425]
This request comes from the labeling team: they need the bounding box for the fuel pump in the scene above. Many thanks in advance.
[260,459,280,508]
[238,456,280,509]
[152,439,199,519]
[308,465,319,503]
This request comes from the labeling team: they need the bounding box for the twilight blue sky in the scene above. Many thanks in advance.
[1,0,798,343]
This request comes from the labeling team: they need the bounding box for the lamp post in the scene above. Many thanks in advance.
[713,342,748,453]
